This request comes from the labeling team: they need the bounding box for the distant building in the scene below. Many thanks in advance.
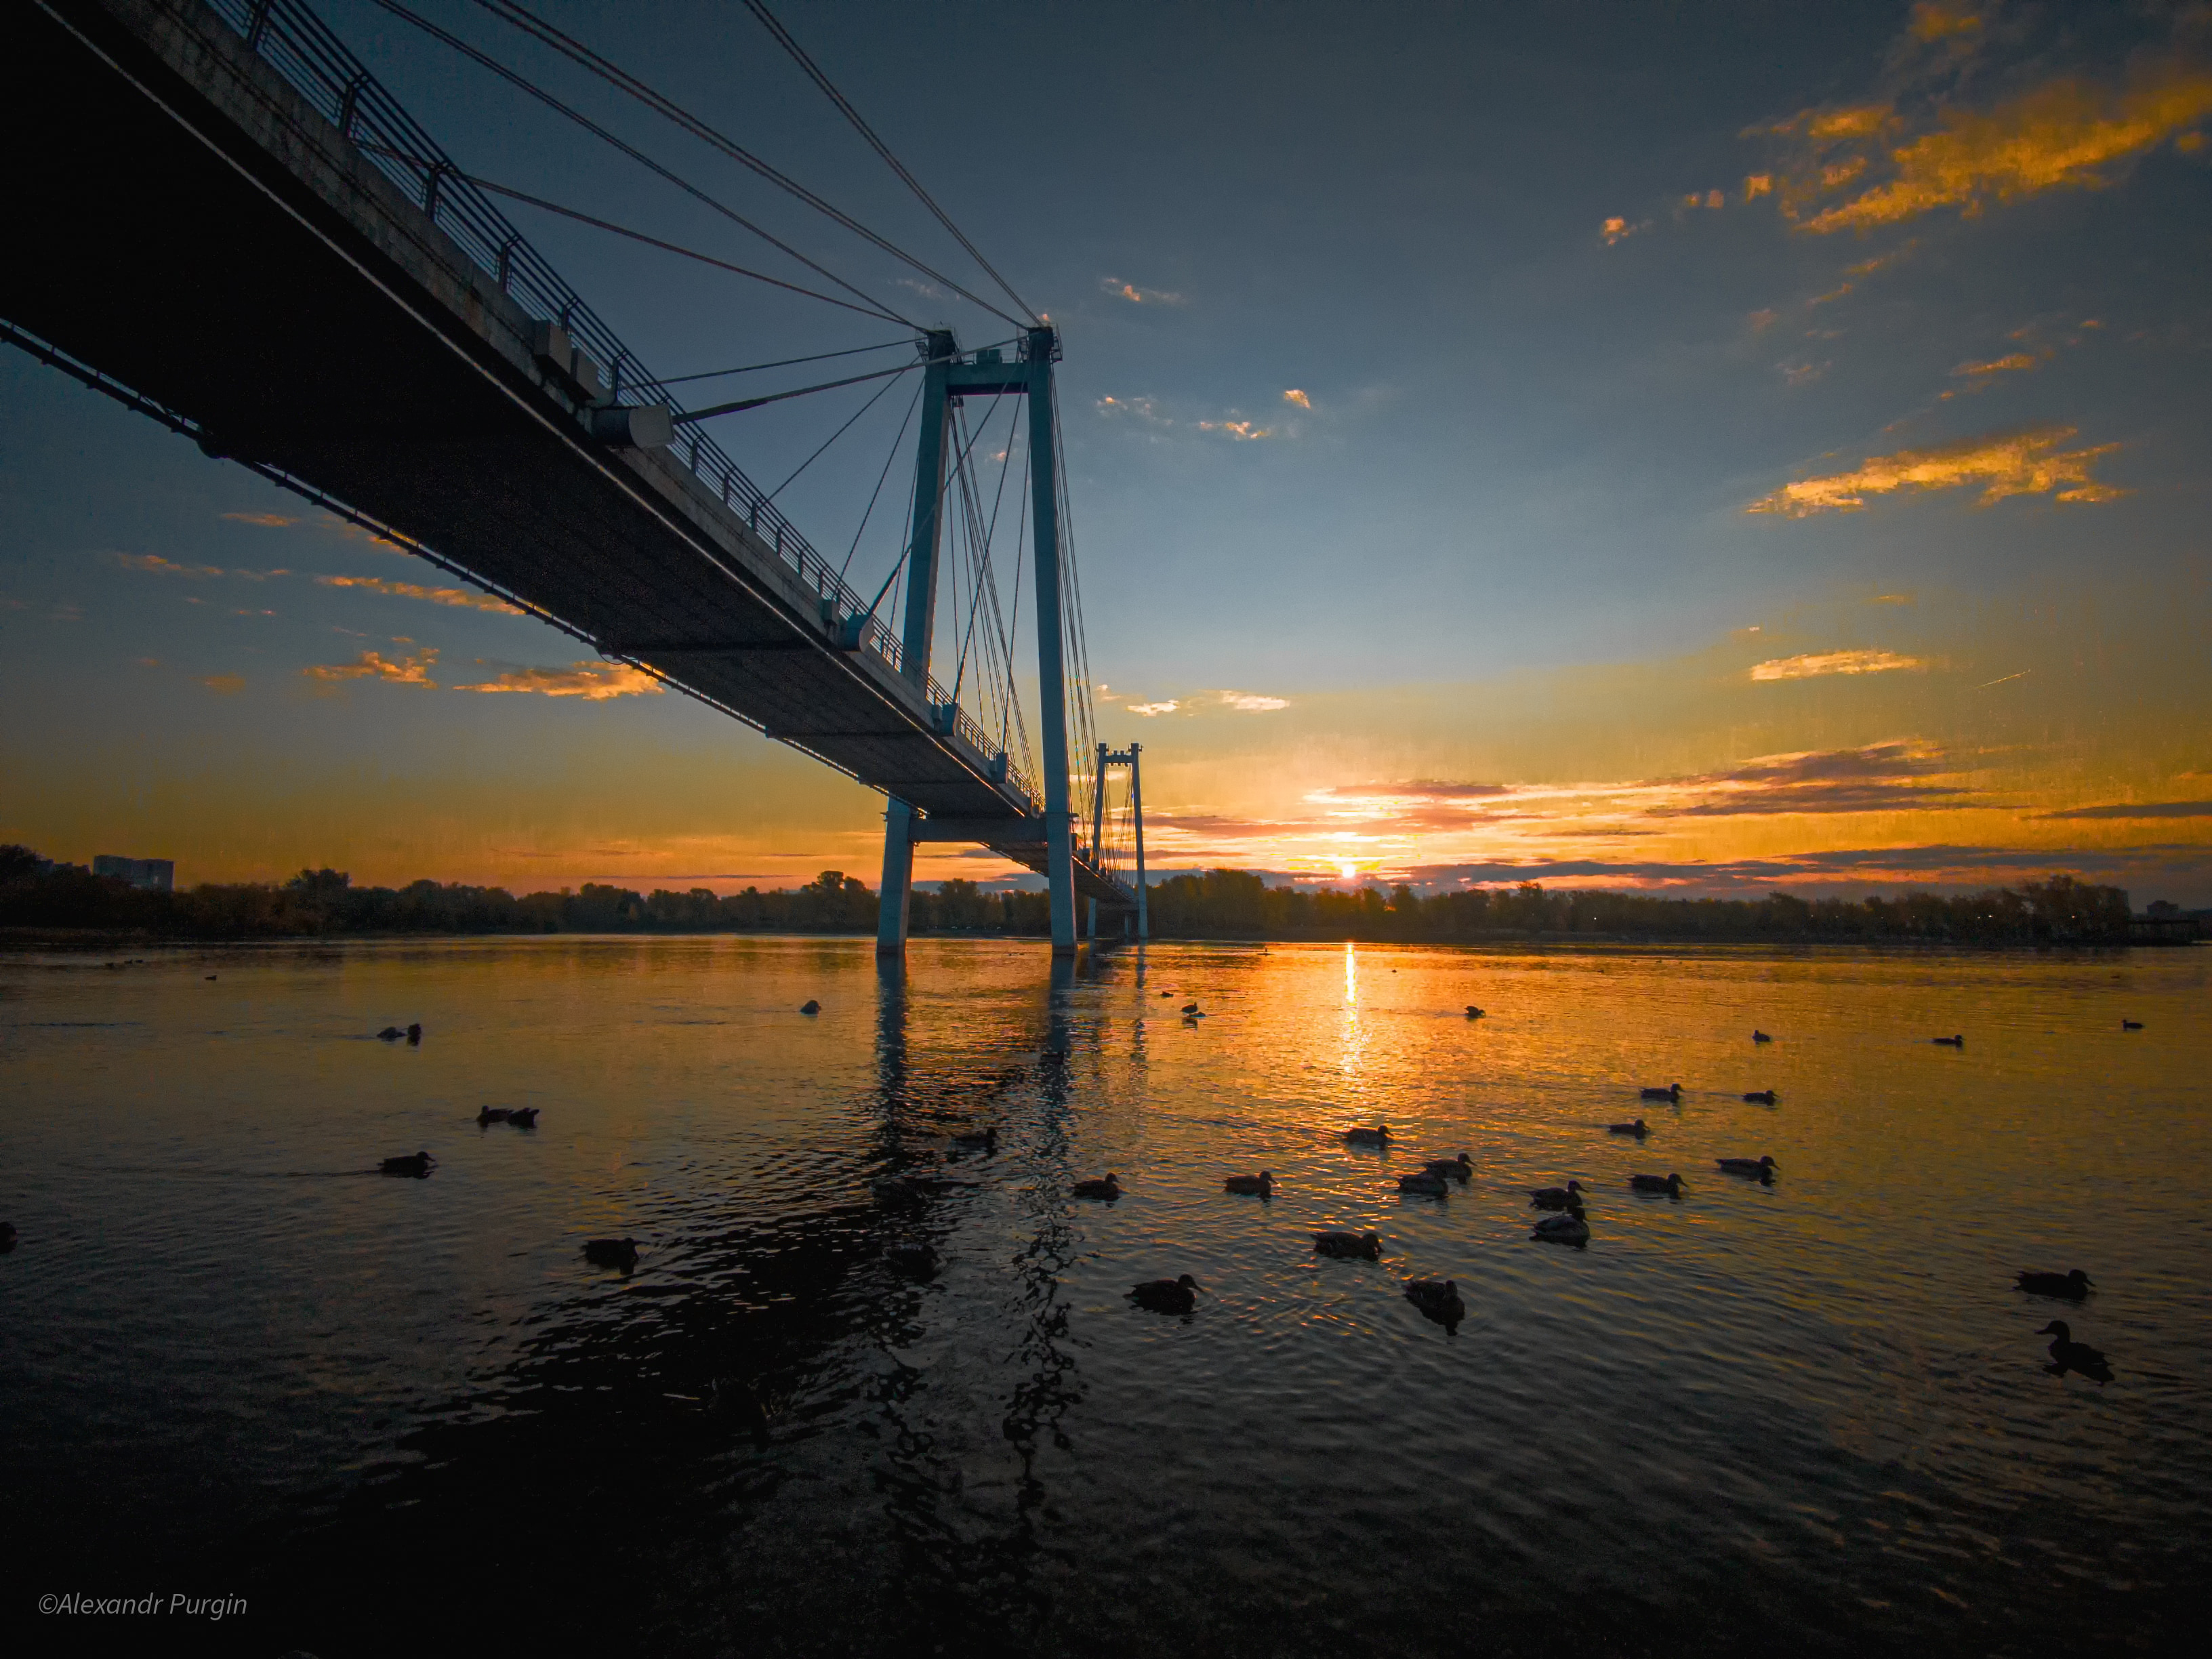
[93,855,174,893]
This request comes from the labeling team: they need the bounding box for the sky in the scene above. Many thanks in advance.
[3,0,2209,902]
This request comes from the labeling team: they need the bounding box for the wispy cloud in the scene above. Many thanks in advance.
[304,647,438,687]
[1746,426,2124,516]
[316,575,523,614]
[1100,276,1185,306]
[1766,56,2212,236]
[1195,418,1274,441]
[117,552,228,578]
[1601,216,1650,246]
[1217,690,1290,711]
[1952,352,2037,376]
[2036,800,2212,821]
[201,674,245,695]
[451,661,665,700]
[221,512,297,527]
[1750,648,1927,680]
[1282,389,1311,409]
[1127,699,1179,716]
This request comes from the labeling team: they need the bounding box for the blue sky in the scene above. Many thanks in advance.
[4,0,2209,899]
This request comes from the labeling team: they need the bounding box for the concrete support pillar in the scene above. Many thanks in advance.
[876,799,916,954]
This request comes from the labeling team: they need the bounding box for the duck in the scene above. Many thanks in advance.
[1742,1090,1779,1105]
[1344,1124,1391,1147]
[1753,1030,1773,1043]
[1181,1002,1204,1017]
[2016,1268,2093,1299]
[1223,1170,1276,1196]
[378,1151,435,1178]
[1397,1170,1451,1197]
[1607,1119,1650,1137]
[407,1023,422,1043]
[508,1106,539,1128]
[1071,1173,1122,1200]
[886,1241,938,1277]
[1404,1278,1465,1322]
[1629,1172,1686,1196]
[1313,1231,1381,1260]
[1420,1153,1475,1182]
[1531,1208,1591,1246]
[951,1126,999,1153]
[583,1237,640,1270]
[1932,1034,1964,1047]
[1129,1273,1200,1314]
[800,1000,821,1015]
[476,1106,511,1125]
[2121,1019,2143,1031]
[1465,1005,1485,1019]
[1716,1155,1778,1179]
[1529,1179,1586,1210]
[1639,1083,1684,1102]
[375,1026,405,1042]
[2036,1319,2112,1379]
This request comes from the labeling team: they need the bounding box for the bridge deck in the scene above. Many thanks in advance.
[5,0,1133,906]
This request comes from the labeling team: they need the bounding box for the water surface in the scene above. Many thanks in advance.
[3,937,2206,1655]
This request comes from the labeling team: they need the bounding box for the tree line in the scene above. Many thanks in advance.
[0,844,2137,945]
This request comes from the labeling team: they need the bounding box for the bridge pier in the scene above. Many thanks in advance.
[876,798,917,955]
[1026,327,1079,956]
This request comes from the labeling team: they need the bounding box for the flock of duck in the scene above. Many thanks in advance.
[1099,1007,2117,1378]
[348,1002,2120,1380]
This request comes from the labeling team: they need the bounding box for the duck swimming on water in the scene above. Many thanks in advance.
[1753,1030,1773,1044]
[1404,1278,1465,1323]
[1716,1155,1777,1179]
[1223,1170,1276,1197]
[2016,1268,2093,1299]
[476,1106,510,1126]
[1742,1090,1778,1105]
[1932,1034,1964,1047]
[508,1106,539,1128]
[1344,1124,1391,1147]
[1313,1231,1382,1260]
[1465,1005,1485,1019]
[1420,1153,1474,1182]
[1072,1173,1122,1200]
[1607,1119,1649,1137]
[1529,1180,1586,1210]
[2036,1319,2112,1380]
[800,1000,821,1015]
[1640,1083,1684,1102]
[584,1237,640,1270]
[379,1151,435,1178]
[1629,1172,1686,1196]
[2121,1019,2144,1031]
[1129,1274,1201,1314]
[1397,1170,1451,1196]
[1532,1208,1590,1246]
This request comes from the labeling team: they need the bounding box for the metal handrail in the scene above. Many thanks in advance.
[203,0,1040,815]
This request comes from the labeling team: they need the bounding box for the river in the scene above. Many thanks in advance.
[2,936,2206,1655]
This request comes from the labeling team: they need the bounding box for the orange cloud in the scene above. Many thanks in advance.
[221,512,297,527]
[1749,649,1927,681]
[1282,389,1311,409]
[118,552,226,577]
[1908,2,1981,44]
[1795,65,2212,234]
[1747,426,2124,516]
[1127,700,1179,717]
[1216,691,1290,712]
[451,661,664,700]
[1196,419,1273,441]
[1744,173,1774,200]
[305,648,438,687]
[1952,352,2037,375]
[1601,216,1650,245]
[316,575,523,614]
[201,674,246,695]
[1101,276,1185,306]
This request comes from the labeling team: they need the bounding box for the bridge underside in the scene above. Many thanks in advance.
[3,0,1133,909]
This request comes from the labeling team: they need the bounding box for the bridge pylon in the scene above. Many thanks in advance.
[876,325,1088,956]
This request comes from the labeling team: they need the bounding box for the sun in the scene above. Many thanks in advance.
[1336,860,1362,881]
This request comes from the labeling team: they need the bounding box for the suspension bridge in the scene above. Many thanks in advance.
[2,0,1150,954]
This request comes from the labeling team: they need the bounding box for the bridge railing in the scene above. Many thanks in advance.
[204,0,1040,814]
